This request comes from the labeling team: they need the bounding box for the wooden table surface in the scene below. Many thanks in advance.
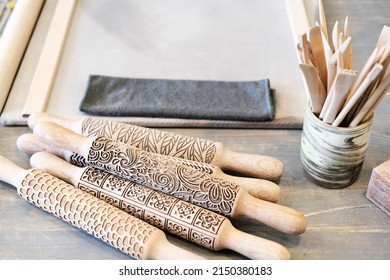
[0,0,389,260]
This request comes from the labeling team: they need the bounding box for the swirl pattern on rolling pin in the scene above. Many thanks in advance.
[19,169,157,259]
[69,151,215,174]
[79,167,226,249]
[87,137,239,216]
[82,117,217,163]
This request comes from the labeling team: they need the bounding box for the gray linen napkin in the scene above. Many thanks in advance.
[79,75,275,122]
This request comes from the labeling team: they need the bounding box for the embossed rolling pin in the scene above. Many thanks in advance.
[28,112,284,180]
[33,122,307,235]
[29,151,291,260]
[17,133,280,202]
[0,154,205,260]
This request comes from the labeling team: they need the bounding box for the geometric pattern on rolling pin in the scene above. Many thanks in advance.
[82,117,217,163]
[88,137,239,216]
[79,167,225,249]
[19,169,157,260]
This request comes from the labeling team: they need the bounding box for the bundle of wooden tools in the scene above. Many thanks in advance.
[0,112,307,260]
[297,0,390,127]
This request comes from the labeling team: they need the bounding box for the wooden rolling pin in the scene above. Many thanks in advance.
[16,133,280,202]
[33,121,307,235]
[0,155,204,260]
[28,112,284,180]
[30,151,291,260]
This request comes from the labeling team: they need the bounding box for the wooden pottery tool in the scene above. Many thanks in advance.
[321,69,357,124]
[299,63,323,114]
[0,155,204,260]
[376,25,390,50]
[16,133,280,202]
[342,17,353,70]
[332,63,383,127]
[332,20,340,51]
[346,47,382,103]
[318,0,328,42]
[27,113,284,181]
[299,33,311,65]
[309,25,328,90]
[325,37,352,92]
[30,151,291,260]
[32,121,307,235]
[349,72,390,127]
[318,23,333,68]
[366,158,390,216]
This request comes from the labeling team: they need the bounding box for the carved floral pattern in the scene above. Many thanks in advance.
[82,117,217,163]
[87,136,239,216]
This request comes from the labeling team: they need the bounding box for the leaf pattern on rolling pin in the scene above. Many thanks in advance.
[82,117,217,163]
[87,137,239,216]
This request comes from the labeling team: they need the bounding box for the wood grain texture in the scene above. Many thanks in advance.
[1,0,390,260]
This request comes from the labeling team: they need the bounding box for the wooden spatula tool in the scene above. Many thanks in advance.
[321,69,357,124]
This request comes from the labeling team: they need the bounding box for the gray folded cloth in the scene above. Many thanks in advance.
[79,75,275,122]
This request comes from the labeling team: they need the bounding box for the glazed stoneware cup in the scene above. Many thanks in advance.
[300,108,373,189]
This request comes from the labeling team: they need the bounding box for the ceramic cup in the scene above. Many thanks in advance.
[300,107,373,188]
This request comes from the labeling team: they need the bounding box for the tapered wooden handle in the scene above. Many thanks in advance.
[30,151,290,259]
[217,172,280,202]
[0,155,28,187]
[218,148,284,180]
[17,133,75,162]
[28,112,283,180]
[33,121,91,157]
[18,133,280,202]
[234,191,307,235]
[224,225,290,260]
[0,158,204,260]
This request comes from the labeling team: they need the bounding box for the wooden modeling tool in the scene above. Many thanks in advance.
[332,20,340,51]
[16,133,281,203]
[32,121,307,235]
[319,23,333,67]
[332,63,383,127]
[318,0,328,42]
[377,46,390,85]
[309,25,328,90]
[27,112,284,180]
[349,72,390,127]
[299,63,323,114]
[30,151,291,260]
[342,17,353,70]
[325,37,352,93]
[299,33,311,65]
[321,69,356,124]
[346,47,382,103]
[376,25,390,49]
[0,155,204,260]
